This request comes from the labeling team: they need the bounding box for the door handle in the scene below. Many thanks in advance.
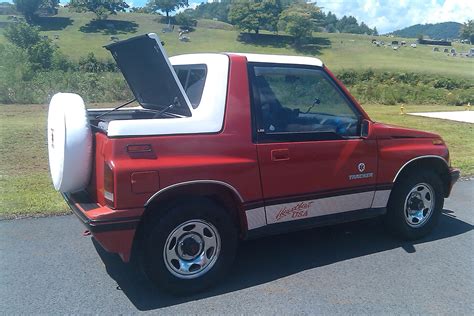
[271,149,290,161]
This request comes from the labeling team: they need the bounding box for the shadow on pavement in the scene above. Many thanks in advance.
[93,210,472,311]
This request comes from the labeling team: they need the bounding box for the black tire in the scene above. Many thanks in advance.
[385,170,444,240]
[142,198,238,295]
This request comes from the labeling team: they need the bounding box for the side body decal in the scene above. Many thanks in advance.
[245,207,266,230]
[266,191,374,224]
[244,187,392,231]
[372,190,391,208]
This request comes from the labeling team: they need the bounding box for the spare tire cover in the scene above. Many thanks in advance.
[48,93,92,192]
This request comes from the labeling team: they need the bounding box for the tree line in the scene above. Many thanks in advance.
[6,0,473,42]
[189,1,378,36]
[9,0,377,38]
[173,1,379,38]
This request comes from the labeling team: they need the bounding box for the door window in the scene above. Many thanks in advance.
[250,64,360,141]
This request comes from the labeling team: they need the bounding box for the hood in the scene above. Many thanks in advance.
[372,122,440,139]
[105,33,192,117]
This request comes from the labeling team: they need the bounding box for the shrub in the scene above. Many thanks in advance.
[359,69,374,81]
[78,52,117,73]
[28,39,55,70]
[336,70,474,106]
[3,22,41,50]
[31,71,131,104]
[51,51,76,72]
[0,44,33,103]
[175,11,197,29]
[337,70,358,85]
[433,78,462,90]
[3,22,55,71]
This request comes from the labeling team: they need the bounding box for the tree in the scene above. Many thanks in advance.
[325,11,338,25]
[359,22,371,35]
[373,27,378,36]
[129,6,153,13]
[228,2,258,33]
[323,13,378,35]
[175,10,197,29]
[3,22,54,69]
[228,0,281,34]
[460,20,474,44]
[322,11,338,33]
[336,15,361,33]
[3,21,41,49]
[0,2,18,15]
[147,0,188,22]
[28,38,54,69]
[191,0,231,23]
[13,0,59,23]
[278,3,321,41]
[69,0,129,20]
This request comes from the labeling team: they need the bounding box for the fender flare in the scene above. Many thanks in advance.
[393,155,450,185]
[144,180,244,207]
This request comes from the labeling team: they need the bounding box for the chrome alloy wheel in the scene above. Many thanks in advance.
[404,183,435,228]
[163,219,221,279]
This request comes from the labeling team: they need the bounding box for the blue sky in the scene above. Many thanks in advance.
[9,0,473,33]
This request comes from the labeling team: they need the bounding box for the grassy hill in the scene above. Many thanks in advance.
[1,9,473,79]
[1,10,474,218]
[392,22,462,40]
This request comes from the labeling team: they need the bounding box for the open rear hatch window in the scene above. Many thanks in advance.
[105,33,193,117]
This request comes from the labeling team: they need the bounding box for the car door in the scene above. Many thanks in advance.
[249,63,378,226]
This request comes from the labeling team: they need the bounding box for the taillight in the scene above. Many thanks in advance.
[104,162,114,208]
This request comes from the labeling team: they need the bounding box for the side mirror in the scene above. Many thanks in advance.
[360,119,371,138]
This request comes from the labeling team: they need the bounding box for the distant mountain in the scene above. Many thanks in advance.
[392,22,462,40]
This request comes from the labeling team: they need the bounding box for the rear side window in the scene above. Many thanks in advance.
[173,64,207,109]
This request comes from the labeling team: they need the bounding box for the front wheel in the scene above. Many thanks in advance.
[142,199,238,295]
[385,171,444,240]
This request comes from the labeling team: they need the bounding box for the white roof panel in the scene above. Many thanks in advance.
[229,53,324,67]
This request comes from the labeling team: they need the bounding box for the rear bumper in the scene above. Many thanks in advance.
[447,167,460,197]
[62,192,144,262]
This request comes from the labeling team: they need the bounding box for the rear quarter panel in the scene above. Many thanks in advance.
[101,55,263,211]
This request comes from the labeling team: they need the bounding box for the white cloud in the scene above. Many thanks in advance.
[317,0,474,33]
[176,2,200,14]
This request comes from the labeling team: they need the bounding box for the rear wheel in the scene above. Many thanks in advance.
[142,199,238,295]
[385,170,444,240]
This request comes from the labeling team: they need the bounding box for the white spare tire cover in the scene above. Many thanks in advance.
[48,93,92,192]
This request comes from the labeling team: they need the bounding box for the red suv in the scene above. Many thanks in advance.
[47,33,459,294]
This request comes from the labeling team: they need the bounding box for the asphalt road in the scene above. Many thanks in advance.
[1,181,473,314]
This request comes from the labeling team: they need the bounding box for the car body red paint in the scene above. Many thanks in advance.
[62,53,459,264]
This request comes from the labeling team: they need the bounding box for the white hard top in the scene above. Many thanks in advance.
[229,53,324,67]
[97,52,325,137]
[105,53,229,137]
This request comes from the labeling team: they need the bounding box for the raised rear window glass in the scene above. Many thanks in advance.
[173,64,207,109]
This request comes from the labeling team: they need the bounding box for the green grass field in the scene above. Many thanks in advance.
[0,103,473,219]
[1,9,473,78]
[0,10,473,218]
